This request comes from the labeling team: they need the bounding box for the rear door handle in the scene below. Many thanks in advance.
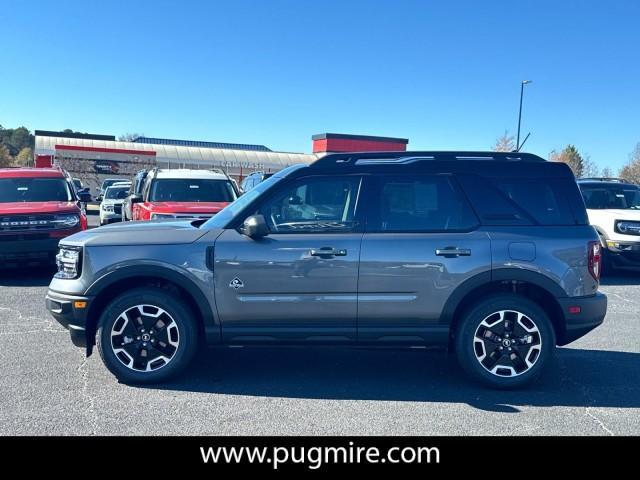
[435,247,471,257]
[310,247,347,257]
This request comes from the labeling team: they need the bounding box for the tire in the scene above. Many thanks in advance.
[96,287,198,384]
[601,248,616,276]
[455,294,555,389]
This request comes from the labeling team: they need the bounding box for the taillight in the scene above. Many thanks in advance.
[80,213,88,230]
[588,241,601,281]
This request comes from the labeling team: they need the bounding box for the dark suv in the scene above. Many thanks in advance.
[46,151,607,388]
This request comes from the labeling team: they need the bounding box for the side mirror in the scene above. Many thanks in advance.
[78,187,90,194]
[130,194,143,204]
[78,191,92,203]
[240,214,269,239]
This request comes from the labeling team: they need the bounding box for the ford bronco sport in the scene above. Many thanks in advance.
[578,177,640,272]
[46,151,607,388]
[0,167,89,267]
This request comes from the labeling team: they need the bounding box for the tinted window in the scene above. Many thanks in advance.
[149,179,237,202]
[258,176,361,233]
[0,178,73,202]
[494,178,576,225]
[458,175,578,225]
[580,184,640,210]
[371,175,478,232]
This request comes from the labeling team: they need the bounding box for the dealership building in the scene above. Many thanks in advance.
[34,130,409,191]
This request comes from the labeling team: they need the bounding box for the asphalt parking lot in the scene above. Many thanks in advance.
[0,257,638,436]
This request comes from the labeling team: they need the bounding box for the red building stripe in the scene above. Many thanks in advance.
[55,145,157,156]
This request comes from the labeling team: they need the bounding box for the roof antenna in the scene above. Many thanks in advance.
[515,132,531,152]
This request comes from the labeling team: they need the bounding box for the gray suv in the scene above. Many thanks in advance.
[46,151,607,388]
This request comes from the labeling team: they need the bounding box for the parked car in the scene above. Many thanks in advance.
[96,178,125,202]
[46,151,606,388]
[99,185,130,225]
[0,167,88,267]
[240,171,273,193]
[578,177,640,272]
[130,168,238,221]
[122,169,148,221]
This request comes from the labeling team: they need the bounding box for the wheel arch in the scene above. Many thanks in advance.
[85,264,219,355]
[443,269,567,349]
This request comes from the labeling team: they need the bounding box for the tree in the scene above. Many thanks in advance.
[14,147,33,166]
[619,143,640,184]
[549,145,584,177]
[10,127,32,151]
[118,132,144,142]
[0,144,13,167]
[581,154,600,178]
[493,131,516,152]
[601,166,614,178]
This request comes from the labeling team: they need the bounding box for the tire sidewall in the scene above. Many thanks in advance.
[97,287,197,384]
[455,294,555,389]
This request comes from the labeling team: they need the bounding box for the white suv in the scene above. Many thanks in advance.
[578,178,640,271]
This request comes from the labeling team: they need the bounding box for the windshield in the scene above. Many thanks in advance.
[0,177,73,203]
[203,165,304,228]
[101,179,121,191]
[104,186,130,200]
[580,184,640,210]
[150,179,237,203]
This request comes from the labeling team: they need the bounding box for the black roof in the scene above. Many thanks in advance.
[35,130,116,141]
[303,151,572,178]
[578,178,638,188]
[133,136,272,152]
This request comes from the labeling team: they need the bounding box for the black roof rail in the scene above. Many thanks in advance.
[311,150,546,167]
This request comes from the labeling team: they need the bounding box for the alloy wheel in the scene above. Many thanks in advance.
[473,310,542,377]
[110,304,179,372]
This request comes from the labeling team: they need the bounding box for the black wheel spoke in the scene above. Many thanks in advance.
[110,304,179,373]
[474,309,542,377]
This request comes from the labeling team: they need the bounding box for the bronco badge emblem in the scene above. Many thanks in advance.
[229,277,244,290]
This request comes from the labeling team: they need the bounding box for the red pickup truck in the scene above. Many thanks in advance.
[131,168,238,221]
[0,167,89,267]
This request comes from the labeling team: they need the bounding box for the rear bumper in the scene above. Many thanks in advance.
[557,292,607,345]
[45,290,93,348]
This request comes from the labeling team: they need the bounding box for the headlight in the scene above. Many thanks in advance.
[150,213,176,219]
[55,245,82,279]
[102,204,114,213]
[615,220,640,236]
[52,214,80,228]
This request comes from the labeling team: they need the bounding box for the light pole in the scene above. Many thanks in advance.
[516,80,532,151]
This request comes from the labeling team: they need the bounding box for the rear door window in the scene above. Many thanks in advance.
[369,175,478,232]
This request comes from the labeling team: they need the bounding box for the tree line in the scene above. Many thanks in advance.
[0,125,34,167]
[493,131,640,182]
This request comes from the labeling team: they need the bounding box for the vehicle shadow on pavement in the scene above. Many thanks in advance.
[600,272,640,286]
[0,267,55,287]
[143,346,640,412]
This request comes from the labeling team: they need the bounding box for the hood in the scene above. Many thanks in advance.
[60,219,213,247]
[0,201,80,215]
[147,201,230,214]
[587,209,640,222]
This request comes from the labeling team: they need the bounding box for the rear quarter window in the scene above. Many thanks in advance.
[457,174,584,226]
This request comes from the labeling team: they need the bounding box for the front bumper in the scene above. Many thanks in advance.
[45,290,93,348]
[605,241,640,270]
[0,237,60,265]
[557,292,607,345]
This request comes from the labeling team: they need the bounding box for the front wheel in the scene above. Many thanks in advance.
[96,287,198,384]
[455,294,555,389]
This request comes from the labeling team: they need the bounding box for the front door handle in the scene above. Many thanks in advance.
[435,247,471,257]
[310,247,347,257]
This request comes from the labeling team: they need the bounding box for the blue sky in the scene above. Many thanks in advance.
[1,0,638,171]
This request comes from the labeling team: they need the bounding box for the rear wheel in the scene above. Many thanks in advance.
[455,294,555,389]
[96,287,198,384]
